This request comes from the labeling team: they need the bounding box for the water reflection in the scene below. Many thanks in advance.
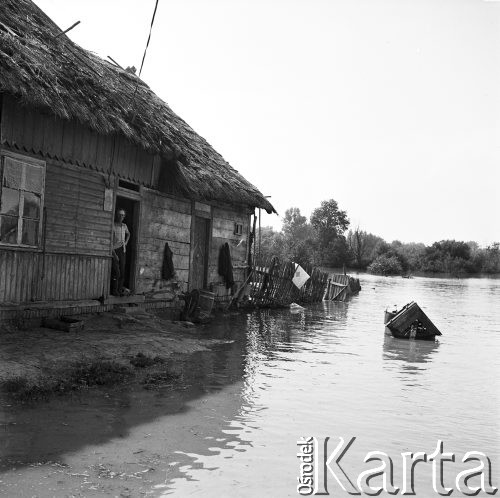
[321,299,350,321]
[1,275,498,497]
[0,333,250,471]
[382,334,440,382]
[246,310,293,352]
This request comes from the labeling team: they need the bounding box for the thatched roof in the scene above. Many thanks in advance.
[0,0,275,213]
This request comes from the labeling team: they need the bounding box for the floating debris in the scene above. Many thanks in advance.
[384,302,442,341]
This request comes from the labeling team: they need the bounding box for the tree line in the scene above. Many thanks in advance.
[259,199,500,276]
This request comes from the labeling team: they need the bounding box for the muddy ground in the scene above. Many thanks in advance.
[0,308,248,496]
[0,309,229,388]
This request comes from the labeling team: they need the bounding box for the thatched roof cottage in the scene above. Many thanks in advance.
[0,0,275,320]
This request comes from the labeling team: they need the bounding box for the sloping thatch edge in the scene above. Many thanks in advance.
[0,0,275,213]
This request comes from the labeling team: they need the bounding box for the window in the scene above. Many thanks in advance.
[118,179,140,192]
[234,222,243,236]
[0,153,45,247]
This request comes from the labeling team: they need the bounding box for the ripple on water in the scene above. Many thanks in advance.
[0,274,498,497]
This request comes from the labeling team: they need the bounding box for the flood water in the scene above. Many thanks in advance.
[1,274,499,497]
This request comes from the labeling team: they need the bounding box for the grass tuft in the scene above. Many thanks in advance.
[1,360,134,400]
[129,352,165,369]
[143,366,181,389]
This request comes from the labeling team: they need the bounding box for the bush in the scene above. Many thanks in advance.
[368,255,403,275]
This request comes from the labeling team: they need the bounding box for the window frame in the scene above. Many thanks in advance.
[0,150,46,249]
[234,222,243,236]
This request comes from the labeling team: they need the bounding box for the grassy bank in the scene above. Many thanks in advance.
[0,310,231,402]
[1,352,181,401]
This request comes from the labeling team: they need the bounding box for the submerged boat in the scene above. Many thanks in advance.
[384,302,442,341]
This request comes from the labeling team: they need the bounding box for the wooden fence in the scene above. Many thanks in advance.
[247,257,329,307]
[245,257,361,308]
[324,274,361,302]
[295,263,330,303]
[247,257,297,307]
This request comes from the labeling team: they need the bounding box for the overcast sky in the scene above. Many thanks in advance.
[34,0,499,246]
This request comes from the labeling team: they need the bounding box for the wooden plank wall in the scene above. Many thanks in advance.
[0,96,256,306]
[0,155,113,304]
[210,206,250,302]
[0,250,110,304]
[39,254,109,301]
[0,251,39,304]
[135,188,192,294]
[0,94,157,187]
[44,160,112,256]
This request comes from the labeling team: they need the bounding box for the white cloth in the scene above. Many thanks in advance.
[292,263,310,289]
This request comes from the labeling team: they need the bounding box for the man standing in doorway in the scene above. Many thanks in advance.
[111,208,130,296]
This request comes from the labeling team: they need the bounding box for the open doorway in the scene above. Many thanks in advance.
[113,196,140,293]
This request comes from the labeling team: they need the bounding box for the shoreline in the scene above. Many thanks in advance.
[0,309,229,400]
[324,267,500,279]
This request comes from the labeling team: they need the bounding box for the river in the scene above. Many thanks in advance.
[1,274,499,497]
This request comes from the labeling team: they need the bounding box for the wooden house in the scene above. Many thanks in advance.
[0,0,275,321]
